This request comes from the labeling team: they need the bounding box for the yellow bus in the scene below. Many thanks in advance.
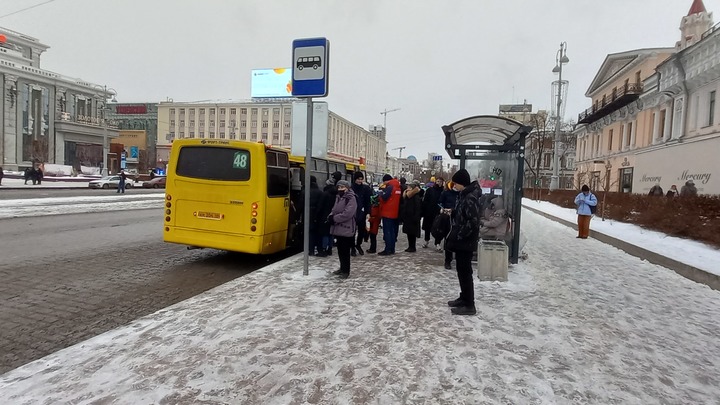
[163,139,364,254]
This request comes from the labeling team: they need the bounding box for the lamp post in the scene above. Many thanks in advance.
[549,42,569,191]
[602,160,612,221]
[93,85,117,176]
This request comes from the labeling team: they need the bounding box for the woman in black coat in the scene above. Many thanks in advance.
[421,178,444,248]
[401,181,423,252]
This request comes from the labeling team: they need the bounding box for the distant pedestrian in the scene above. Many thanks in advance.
[445,169,481,316]
[351,171,371,256]
[574,185,598,239]
[401,180,423,252]
[648,184,664,196]
[378,174,402,255]
[421,177,444,249]
[33,167,43,185]
[329,180,357,279]
[150,170,156,180]
[23,168,32,185]
[680,179,698,197]
[0,166,4,186]
[666,184,679,198]
[117,171,127,193]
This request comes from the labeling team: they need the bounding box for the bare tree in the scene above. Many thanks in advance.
[526,112,551,201]
[596,166,620,221]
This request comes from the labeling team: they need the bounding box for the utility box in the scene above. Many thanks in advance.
[477,240,508,282]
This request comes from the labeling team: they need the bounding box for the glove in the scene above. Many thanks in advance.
[326,215,335,225]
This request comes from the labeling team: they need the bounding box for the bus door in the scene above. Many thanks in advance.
[264,150,292,251]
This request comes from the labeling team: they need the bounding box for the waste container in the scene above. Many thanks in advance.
[477,239,508,281]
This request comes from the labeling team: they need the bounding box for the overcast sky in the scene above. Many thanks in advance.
[2,0,717,162]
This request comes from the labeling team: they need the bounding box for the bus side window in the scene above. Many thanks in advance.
[267,151,289,197]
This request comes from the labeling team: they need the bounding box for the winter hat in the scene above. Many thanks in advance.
[332,171,343,182]
[382,174,392,182]
[336,180,351,189]
[581,185,590,192]
[310,175,318,185]
[400,177,407,185]
[353,171,364,181]
[430,177,436,183]
[687,179,695,185]
[410,180,421,188]
[451,169,471,187]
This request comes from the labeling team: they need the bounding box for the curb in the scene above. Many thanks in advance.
[522,204,720,291]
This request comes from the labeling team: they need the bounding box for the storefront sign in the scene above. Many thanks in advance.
[116,105,147,114]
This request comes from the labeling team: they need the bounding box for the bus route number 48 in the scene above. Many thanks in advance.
[233,151,248,169]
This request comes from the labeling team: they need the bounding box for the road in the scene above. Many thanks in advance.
[0,187,165,200]
[0,208,293,374]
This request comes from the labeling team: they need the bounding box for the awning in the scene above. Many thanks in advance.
[442,115,532,157]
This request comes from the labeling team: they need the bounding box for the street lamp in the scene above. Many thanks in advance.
[549,42,569,191]
[601,160,612,221]
[92,85,117,176]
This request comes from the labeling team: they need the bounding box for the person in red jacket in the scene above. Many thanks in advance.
[378,174,401,255]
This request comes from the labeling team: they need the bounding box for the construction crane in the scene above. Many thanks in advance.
[380,108,401,137]
[392,146,406,158]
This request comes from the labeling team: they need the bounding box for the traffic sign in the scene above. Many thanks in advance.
[292,37,329,98]
[432,155,443,161]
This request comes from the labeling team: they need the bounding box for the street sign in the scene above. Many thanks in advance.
[120,152,127,169]
[292,37,329,98]
[130,146,139,159]
[432,155,443,161]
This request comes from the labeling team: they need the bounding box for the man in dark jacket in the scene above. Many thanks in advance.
[421,177,444,249]
[445,169,481,316]
[402,180,423,252]
[351,171,372,256]
[306,176,325,255]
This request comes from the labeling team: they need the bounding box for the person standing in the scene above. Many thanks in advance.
[445,169,481,316]
[0,166,4,186]
[648,184,664,196]
[574,185,597,239]
[402,180,423,252]
[317,177,338,257]
[421,177,444,249]
[117,170,127,193]
[378,174,402,255]
[367,193,381,253]
[306,175,325,255]
[680,179,698,197]
[329,180,357,279]
[351,171,371,256]
[439,181,459,269]
[666,185,679,198]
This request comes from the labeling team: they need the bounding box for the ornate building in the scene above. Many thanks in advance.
[574,0,718,195]
[1,27,118,173]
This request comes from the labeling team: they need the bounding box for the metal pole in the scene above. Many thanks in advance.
[550,44,563,191]
[303,98,313,276]
[103,117,108,176]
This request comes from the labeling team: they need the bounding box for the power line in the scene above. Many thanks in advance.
[0,0,57,19]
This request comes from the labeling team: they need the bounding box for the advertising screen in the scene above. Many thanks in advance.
[251,68,292,98]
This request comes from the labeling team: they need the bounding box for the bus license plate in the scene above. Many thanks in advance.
[196,211,222,220]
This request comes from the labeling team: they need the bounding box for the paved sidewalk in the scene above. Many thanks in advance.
[1,210,719,404]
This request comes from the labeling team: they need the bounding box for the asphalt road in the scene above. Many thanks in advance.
[0,208,293,374]
[0,187,165,200]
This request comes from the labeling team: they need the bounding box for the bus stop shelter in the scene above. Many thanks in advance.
[442,116,532,264]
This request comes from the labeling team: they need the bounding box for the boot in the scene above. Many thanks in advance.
[451,306,477,316]
[332,269,342,275]
[351,248,357,257]
[444,262,452,270]
[357,246,364,256]
[447,298,464,307]
[338,272,349,279]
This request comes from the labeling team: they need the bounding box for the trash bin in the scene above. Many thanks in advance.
[477,239,508,281]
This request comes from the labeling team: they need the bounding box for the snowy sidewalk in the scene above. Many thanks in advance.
[1,210,720,404]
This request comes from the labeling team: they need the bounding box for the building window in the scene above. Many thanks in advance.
[210,108,215,115]
[262,109,268,116]
[199,131,205,137]
[210,120,215,127]
[251,108,258,116]
[189,131,195,138]
[210,132,215,138]
[284,121,290,128]
[170,108,175,115]
[200,108,205,115]
[709,91,716,126]
[241,133,247,140]
[241,108,247,114]
[262,121,269,128]
[273,134,279,141]
[273,108,280,115]
[252,121,257,128]
[180,109,185,115]
[180,120,185,127]
[220,132,226,139]
[251,133,257,140]
[220,108,226,115]
[220,120,225,128]
[284,133,290,140]
[608,129,613,151]
[190,109,195,116]
[284,108,291,116]
[190,120,195,126]
[626,122,632,146]
[635,71,641,84]
[241,120,247,128]
[273,121,280,128]
[170,120,175,126]
[230,108,237,115]
[199,120,205,127]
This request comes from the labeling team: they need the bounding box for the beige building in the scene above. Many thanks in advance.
[575,0,719,195]
[156,100,386,175]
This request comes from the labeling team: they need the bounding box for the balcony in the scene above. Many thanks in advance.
[578,82,643,125]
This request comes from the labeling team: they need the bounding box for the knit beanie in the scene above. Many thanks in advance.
[382,174,392,182]
[451,169,471,187]
[332,171,343,182]
[353,171,364,181]
[336,180,351,189]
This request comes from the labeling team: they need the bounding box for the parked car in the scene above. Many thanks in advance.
[142,176,166,189]
[88,175,135,189]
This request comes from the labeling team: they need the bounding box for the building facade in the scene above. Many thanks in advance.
[1,27,118,173]
[156,100,386,175]
[574,0,718,195]
[106,103,158,173]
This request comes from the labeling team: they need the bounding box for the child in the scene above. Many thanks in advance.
[367,193,381,253]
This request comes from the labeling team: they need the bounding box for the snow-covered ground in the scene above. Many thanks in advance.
[0,194,165,219]
[1,209,719,404]
[523,198,720,278]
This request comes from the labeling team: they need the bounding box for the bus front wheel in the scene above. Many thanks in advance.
[298,65,303,70]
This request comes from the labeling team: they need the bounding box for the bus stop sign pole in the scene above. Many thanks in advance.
[303,98,313,276]
[292,37,329,276]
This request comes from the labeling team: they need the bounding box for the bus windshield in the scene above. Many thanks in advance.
[176,146,251,181]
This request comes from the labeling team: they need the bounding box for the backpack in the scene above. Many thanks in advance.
[431,212,451,240]
[589,195,597,215]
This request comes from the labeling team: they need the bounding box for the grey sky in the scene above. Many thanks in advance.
[3,0,717,162]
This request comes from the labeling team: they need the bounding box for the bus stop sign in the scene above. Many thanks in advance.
[292,37,329,98]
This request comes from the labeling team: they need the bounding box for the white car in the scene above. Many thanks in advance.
[88,176,135,189]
